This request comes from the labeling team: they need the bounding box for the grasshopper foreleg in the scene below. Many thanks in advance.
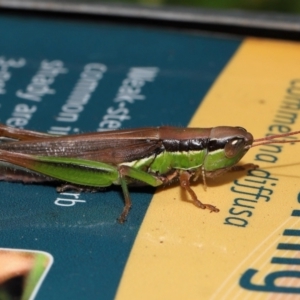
[179,171,219,213]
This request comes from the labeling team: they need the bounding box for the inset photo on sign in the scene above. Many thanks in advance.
[0,249,53,300]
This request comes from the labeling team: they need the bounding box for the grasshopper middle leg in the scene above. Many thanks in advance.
[179,171,219,213]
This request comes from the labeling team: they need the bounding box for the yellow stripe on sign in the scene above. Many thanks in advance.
[116,38,300,300]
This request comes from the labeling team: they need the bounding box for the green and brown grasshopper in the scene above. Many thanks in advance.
[0,124,298,222]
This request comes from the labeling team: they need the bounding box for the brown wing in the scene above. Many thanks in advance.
[0,128,163,164]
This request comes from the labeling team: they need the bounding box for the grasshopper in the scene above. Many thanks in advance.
[0,124,298,223]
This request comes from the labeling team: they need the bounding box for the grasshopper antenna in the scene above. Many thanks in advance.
[251,130,300,148]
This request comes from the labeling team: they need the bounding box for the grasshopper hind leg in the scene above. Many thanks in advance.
[0,165,56,183]
[56,184,101,193]
[179,171,219,213]
[118,176,132,224]
[117,165,164,223]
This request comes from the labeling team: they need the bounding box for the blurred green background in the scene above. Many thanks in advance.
[65,0,300,14]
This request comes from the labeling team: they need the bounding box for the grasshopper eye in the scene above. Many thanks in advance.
[224,138,245,158]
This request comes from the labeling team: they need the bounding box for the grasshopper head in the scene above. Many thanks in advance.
[203,126,253,171]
